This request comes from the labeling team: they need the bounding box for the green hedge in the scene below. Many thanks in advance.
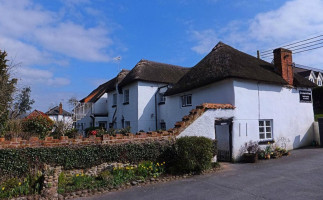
[0,136,216,178]
[168,136,214,174]
[0,140,173,177]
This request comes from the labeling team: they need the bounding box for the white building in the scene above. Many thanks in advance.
[76,42,316,160]
[294,64,323,86]
[46,103,73,127]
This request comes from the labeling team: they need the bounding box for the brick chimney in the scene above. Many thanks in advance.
[273,48,293,86]
[59,102,63,115]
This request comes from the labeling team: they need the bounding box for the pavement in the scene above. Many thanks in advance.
[77,147,323,200]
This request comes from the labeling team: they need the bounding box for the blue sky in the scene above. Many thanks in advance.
[1,0,323,112]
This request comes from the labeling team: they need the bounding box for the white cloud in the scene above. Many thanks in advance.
[190,29,219,54]
[189,0,323,68]
[0,0,114,64]
[16,67,70,87]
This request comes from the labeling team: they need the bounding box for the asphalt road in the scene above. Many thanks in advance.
[77,148,323,200]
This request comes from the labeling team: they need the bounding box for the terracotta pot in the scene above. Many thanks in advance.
[265,154,271,159]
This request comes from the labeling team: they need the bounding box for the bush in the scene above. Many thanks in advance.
[171,136,214,174]
[22,115,54,139]
[0,140,174,177]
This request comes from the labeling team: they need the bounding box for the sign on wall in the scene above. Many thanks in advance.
[299,90,312,103]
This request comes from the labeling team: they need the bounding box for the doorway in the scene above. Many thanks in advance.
[215,119,233,162]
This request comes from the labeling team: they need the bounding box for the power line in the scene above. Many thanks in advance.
[260,38,323,56]
[293,45,323,54]
[260,34,323,54]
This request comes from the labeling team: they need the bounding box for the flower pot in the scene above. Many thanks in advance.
[265,154,271,159]
[243,153,258,163]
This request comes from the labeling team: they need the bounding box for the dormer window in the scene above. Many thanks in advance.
[318,80,322,86]
[123,89,129,104]
[310,78,314,83]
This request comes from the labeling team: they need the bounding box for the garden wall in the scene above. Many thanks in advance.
[0,131,174,149]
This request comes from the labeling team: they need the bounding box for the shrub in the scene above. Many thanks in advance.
[171,136,214,174]
[22,115,54,139]
[0,140,174,177]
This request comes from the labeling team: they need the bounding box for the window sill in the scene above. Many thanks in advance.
[258,140,275,145]
[158,102,165,105]
[112,105,117,108]
[123,102,129,105]
[182,105,192,107]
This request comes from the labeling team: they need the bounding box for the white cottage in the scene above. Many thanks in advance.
[76,42,316,160]
[163,42,315,160]
[46,103,73,127]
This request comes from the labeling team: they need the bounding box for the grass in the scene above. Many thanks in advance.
[315,114,323,121]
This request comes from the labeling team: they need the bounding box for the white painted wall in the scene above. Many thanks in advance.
[178,109,234,139]
[138,81,166,132]
[232,80,314,159]
[116,82,139,133]
[162,79,235,130]
[93,93,108,115]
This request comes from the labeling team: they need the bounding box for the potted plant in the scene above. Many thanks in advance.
[264,145,272,159]
[242,141,261,163]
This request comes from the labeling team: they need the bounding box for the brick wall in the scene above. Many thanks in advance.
[0,103,234,149]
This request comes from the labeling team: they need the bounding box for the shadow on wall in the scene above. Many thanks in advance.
[292,123,314,149]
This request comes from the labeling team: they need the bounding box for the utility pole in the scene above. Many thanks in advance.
[257,50,260,59]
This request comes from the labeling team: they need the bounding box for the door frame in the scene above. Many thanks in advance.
[215,118,233,162]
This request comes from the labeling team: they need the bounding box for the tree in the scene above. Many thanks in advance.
[0,50,17,134]
[10,87,35,119]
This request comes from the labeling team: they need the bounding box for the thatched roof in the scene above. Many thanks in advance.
[80,69,129,103]
[118,59,189,88]
[166,42,316,95]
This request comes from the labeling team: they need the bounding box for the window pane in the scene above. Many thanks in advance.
[182,96,186,106]
[259,127,264,132]
[266,127,271,132]
[265,121,271,126]
[259,121,264,126]
[187,95,192,105]
[266,133,272,139]
[259,133,265,139]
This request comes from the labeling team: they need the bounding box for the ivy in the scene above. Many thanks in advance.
[0,140,174,177]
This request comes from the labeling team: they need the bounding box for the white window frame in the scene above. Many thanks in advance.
[259,120,273,140]
[123,89,129,104]
[113,93,117,106]
[181,94,192,107]
[318,80,322,86]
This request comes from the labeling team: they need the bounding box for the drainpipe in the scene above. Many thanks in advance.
[155,85,169,130]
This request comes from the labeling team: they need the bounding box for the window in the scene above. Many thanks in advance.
[125,121,130,128]
[112,93,117,106]
[98,121,106,129]
[160,122,166,130]
[259,120,273,140]
[181,94,192,107]
[159,93,166,104]
[318,80,322,86]
[123,89,129,104]
[310,78,314,83]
